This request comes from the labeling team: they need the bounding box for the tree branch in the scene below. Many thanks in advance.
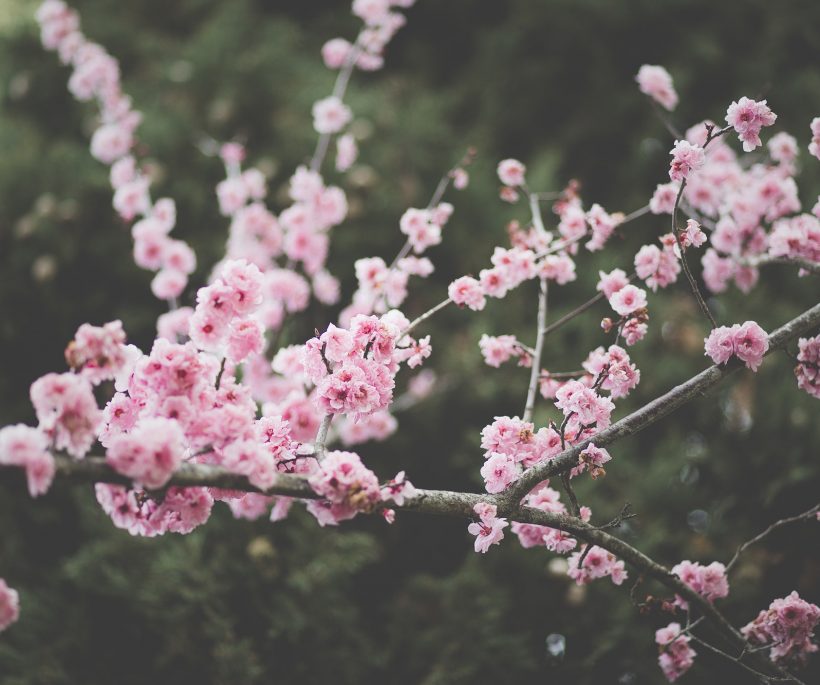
[506,301,820,501]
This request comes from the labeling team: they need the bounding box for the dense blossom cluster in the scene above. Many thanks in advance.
[2,5,818,681]
[704,321,769,371]
[671,560,729,606]
[742,592,820,667]
[656,623,697,682]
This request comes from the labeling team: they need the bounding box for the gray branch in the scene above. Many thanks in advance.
[506,301,820,501]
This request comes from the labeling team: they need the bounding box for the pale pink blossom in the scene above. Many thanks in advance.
[312,95,352,135]
[609,284,647,316]
[669,140,705,182]
[0,424,55,497]
[497,158,526,187]
[726,97,777,152]
[742,592,820,667]
[0,579,20,632]
[467,502,508,553]
[636,64,678,111]
[448,276,486,311]
[656,622,697,682]
[795,335,820,399]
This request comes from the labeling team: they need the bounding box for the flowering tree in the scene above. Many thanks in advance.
[1,1,819,681]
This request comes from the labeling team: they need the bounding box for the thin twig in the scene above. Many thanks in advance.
[725,503,820,573]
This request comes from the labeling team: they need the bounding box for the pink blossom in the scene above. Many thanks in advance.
[226,318,264,363]
[452,167,469,189]
[0,424,55,497]
[308,450,381,524]
[90,122,133,163]
[704,321,769,371]
[701,248,735,293]
[65,320,129,385]
[480,452,518,493]
[669,139,705,182]
[448,276,486,311]
[151,268,187,300]
[636,65,678,111]
[768,131,798,164]
[335,133,358,171]
[742,592,820,667]
[30,372,102,458]
[725,97,777,152]
[671,560,729,604]
[497,158,526,186]
[809,117,820,161]
[609,284,647,316]
[106,417,186,489]
[656,622,697,682]
[575,443,611,479]
[681,219,707,248]
[650,182,680,214]
[322,37,353,69]
[634,243,680,290]
[732,320,769,371]
[538,254,576,284]
[704,325,738,365]
[0,579,20,633]
[596,268,629,299]
[795,335,820,399]
[312,95,352,134]
[381,470,417,506]
[478,334,521,368]
[467,502,509,553]
[567,547,627,586]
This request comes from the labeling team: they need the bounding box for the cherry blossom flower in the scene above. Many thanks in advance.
[725,97,777,152]
[0,579,20,633]
[656,622,696,682]
[636,64,678,111]
[467,502,508,553]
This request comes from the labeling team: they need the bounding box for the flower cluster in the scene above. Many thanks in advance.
[634,239,681,292]
[725,97,777,152]
[304,316,404,420]
[30,372,102,458]
[478,334,530,368]
[669,140,706,182]
[795,335,820,399]
[467,502,508,553]
[307,450,381,525]
[704,321,769,371]
[188,259,265,363]
[0,425,55,497]
[64,320,134,385]
[511,482,578,554]
[741,592,820,667]
[36,1,197,302]
[554,380,615,440]
[105,417,186,489]
[480,416,563,491]
[671,560,729,605]
[567,547,627,586]
[656,623,697,682]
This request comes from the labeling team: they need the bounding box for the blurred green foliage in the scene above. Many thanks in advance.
[0,0,819,683]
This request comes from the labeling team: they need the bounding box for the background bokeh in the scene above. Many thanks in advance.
[1,1,819,683]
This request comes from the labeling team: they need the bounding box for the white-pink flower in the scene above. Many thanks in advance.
[636,64,678,111]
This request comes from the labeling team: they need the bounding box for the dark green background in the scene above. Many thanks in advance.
[0,1,818,683]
